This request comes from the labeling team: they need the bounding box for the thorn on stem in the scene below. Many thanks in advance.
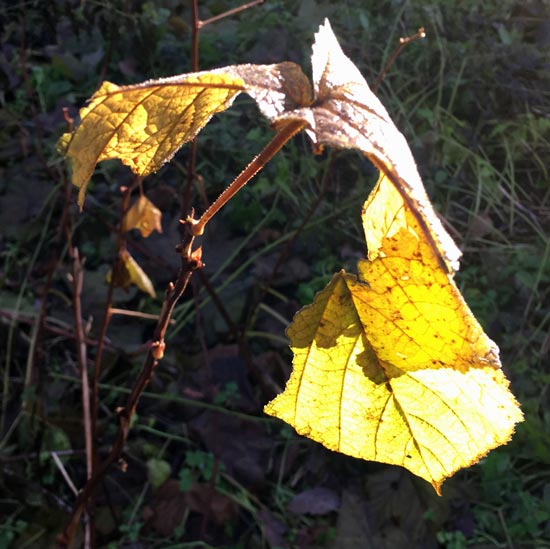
[151,340,166,360]
[186,216,204,236]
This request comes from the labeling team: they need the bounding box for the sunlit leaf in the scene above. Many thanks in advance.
[264,173,523,494]
[64,75,244,208]
[122,195,162,238]
[60,19,523,494]
[61,62,312,208]
[108,249,156,297]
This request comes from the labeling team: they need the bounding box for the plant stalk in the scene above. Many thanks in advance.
[193,119,307,235]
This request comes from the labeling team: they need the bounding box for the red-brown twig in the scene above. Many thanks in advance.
[192,119,307,235]
[58,1,269,543]
[67,246,93,481]
[58,116,305,549]
[57,219,202,547]
[198,0,264,28]
[64,207,93,547]
[90,182,134,463]
[182,0,264,216]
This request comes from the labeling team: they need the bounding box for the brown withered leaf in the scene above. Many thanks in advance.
[108,248,156,297]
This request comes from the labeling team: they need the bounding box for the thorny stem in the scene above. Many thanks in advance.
[183,0,264,218]
[372,27,426,93]
[58,221,202,548]
[192,120,307,235]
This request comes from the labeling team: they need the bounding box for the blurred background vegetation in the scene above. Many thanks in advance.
[0,0,549,547]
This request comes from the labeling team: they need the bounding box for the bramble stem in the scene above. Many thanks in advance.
[372,27,425,93]
[192,119,307,235]
[58,221,202,548]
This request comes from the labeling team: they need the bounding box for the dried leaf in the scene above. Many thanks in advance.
[122,195,162,237]
[108,249,156,297]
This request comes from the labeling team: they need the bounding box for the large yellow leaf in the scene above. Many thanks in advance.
[264,173,523,494]
[61,63,312,208]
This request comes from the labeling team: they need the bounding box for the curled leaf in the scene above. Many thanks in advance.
[276,19,461,273]
[108,249,156,297]
[122,195,162,238]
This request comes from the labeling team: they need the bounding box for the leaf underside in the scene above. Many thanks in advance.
[264,20,522,494]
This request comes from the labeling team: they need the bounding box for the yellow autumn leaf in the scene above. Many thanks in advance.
[63,74,244,208]
[122,195,163,238]
[108,249,156,298]
[61,62,312,209]
[264,173,523,494]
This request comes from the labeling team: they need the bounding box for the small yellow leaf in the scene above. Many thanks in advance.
[108,249,156,297]
[122,195,162,238]
[265,174,523,494]
[56,132,71,155]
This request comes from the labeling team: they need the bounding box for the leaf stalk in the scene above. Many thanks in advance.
[192,119,307,235]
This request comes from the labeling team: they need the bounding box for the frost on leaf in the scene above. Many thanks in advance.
[62,74,245,208]
[276,19,461,273]
[264,174,523,494]
[60,62,312,208]
[265,24,522,492]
